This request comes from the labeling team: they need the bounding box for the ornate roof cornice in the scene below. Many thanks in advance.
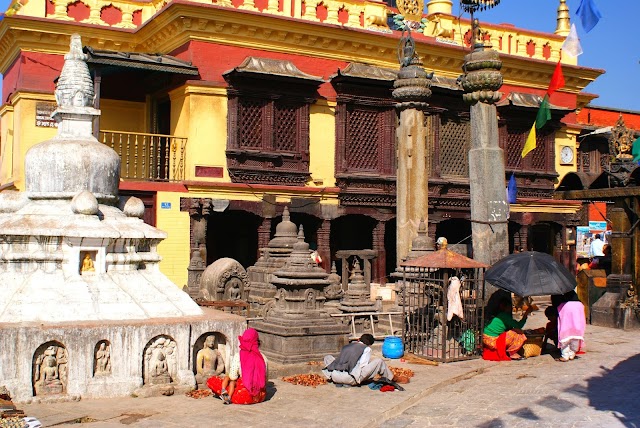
[0,4,603,97]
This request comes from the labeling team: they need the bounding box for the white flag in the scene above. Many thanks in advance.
[562,23,583,57]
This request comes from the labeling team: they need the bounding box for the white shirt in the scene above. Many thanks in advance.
[589,238,605,257]
[350,346,371,381]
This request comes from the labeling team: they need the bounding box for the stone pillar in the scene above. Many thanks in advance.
[460,47,508,267]
[317,219,331,273]
[393,31,434,264]
[257,217,272,258]
[185,199,210,295]
[372,220,386,283]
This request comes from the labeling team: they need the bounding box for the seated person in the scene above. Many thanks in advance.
[483,296,532,360]
[322,334,408,387]
[208,328,267,405]
[542,306,559,352]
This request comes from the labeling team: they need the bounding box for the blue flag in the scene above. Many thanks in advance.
[507,173,517,204]
[576,0,602,33]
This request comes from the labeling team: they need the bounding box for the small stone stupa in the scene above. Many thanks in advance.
[0,35,244,402]
[252,227,348,372]
[247,206,298,314]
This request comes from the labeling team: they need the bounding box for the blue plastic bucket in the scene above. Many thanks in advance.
[382,336,404,359]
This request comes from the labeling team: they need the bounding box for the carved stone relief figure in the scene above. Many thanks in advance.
[33,343,67,396]
[200,258,250,301]
[143,336,178,386]
[194,334,225,389]
[94,341,111,376]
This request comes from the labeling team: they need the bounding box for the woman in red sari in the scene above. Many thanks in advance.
[207,328,267,405]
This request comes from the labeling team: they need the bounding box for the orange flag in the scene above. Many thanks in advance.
[547,61,565,96]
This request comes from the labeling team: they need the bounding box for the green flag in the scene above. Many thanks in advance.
[535,95,551,130]
[632,136,640,162]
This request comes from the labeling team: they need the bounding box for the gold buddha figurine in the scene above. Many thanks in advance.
[81,253,95,272]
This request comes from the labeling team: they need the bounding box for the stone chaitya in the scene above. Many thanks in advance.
[199,257,250,301]
[0,34,244,402]
[323,262,343,314]
[252,227,349,370]
[247,207,298,314]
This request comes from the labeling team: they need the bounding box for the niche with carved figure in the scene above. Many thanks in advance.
[93,340,112,376]
[192,332,228,389]
[142,335,177,386]
[80,250,97,275]
[32,341,68,396]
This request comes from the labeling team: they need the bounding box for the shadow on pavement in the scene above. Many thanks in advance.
[587,353,640,427]
[265,381,278,401]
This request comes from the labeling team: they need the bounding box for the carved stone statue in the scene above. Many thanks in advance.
[150,351,171,385]
[81,253,95,272]
[33,344,67,395]
[195,335,225,389]
[143,336,177,386]
[95,342,111,375]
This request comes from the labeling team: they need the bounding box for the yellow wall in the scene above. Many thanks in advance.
[155,190,191,287]
[309,100,336,188]
[1,93,58,190]
[170,85,229,182]
[99,99,147,132]
[0,105,15,187]
[554,127,580,185]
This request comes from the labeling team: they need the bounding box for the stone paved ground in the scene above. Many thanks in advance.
[22,312,640,428]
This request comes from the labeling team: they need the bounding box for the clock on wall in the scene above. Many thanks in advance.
[560,146,574,165]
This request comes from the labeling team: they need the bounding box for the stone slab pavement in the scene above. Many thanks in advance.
[21,313,640,428]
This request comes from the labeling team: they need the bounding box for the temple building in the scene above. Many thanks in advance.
[0,0,605,286]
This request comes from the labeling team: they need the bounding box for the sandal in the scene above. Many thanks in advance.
[556,357,569,362]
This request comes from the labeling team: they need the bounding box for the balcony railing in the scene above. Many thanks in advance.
[99,130,187,182]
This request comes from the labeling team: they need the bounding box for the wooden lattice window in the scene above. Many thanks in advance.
[502,123,552,172]
[336,104,395,175]
[346,107,382,171]
[505,128,524,169]
[439,116,470,177]
[238,97,266,149]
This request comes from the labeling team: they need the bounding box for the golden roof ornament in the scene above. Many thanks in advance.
[396,0,424,23]
[555,0,570,36]
[609,115,635,161]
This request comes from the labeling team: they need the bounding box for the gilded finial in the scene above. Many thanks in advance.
[555,0,570,36]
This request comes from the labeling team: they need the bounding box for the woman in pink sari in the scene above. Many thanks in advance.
[556,291,586,362]
[208,328,267,404]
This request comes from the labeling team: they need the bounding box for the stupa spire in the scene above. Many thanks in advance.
[555,0,570,36]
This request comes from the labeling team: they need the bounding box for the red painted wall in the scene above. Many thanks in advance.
[2,52,64,103]
[172,41,350,100]
[576,106,640,130]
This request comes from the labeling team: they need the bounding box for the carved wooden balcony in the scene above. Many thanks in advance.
[99,130,187,182]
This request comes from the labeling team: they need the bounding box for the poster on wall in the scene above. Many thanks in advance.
[576,226,590,258]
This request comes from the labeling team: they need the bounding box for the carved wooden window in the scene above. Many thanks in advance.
[502,122,552,172]
[336,104,395,174]
[439,116,470,177]
[227,92,313,186]
[577,138,609,174]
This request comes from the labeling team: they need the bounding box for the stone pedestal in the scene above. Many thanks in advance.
[460,47,508,268]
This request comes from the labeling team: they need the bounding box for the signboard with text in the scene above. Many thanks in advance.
[35,102,57,128]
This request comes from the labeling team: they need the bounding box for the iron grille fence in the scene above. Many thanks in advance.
[100,130,187,181]
[400,267,485,363]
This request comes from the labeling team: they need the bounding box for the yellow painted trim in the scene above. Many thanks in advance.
[510,202,581,215]
[8,92,56,103]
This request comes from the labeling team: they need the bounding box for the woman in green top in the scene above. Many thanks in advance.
[483,296,532,360]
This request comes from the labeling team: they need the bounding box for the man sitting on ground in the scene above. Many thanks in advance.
[321,334,408,387]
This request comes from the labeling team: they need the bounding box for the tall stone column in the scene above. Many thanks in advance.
[460,48,508,266]
[257,217,272,258]
[393,33,434,264]
[317,219,331,273]
[372,220,386,283]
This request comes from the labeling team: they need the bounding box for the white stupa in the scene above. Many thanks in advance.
[0,35,242,402]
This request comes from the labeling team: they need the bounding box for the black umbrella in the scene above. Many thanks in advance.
[485,251,576,297]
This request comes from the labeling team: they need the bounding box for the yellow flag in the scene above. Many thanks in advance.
[521,122,536,158]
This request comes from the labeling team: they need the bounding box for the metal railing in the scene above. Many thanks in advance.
[99,130,187,182]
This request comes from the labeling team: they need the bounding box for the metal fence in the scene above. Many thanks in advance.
[400,267,485,363]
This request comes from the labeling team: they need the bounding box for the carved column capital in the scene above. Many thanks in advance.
[460,48,503,105]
